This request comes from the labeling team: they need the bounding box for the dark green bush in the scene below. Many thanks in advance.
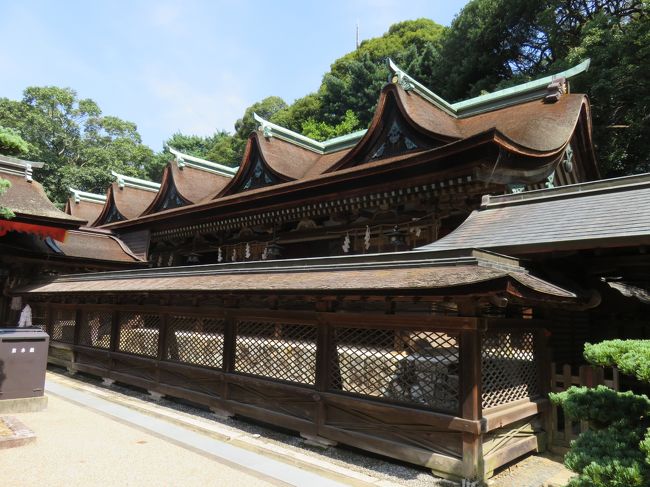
[549,386,650,428]
[584,340,650,383]
[549,340,650,487]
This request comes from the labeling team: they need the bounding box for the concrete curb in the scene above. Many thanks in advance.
[46,372,403,487]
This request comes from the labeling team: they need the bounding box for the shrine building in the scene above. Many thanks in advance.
[3,59,649,482]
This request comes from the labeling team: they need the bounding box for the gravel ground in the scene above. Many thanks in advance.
[51,366,455,487]
[1,393,277,487]
[488,453,569,487]
[50,366,569,487]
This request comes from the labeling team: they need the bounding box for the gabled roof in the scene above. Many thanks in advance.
[93,173,159,226]
[419,173,650,254]
[65,188,106,224]
[102,60,597,230]
[142,148,234,214]
[0,227,145,267]
[0,158,84,228]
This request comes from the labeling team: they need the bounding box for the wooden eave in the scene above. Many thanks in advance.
[215,134,294,198]
[140,164,192,216]
[14,249,585,307]
[329,84,460,172]
[102,131,573,234]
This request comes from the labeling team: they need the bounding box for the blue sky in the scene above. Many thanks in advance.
[0,1,469,151]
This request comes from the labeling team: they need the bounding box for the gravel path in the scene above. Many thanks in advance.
[44,367,570,487]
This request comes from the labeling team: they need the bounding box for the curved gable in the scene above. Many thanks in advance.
[328,85,457,172]
[218,135,293,197]
[141,165,191,216]
[92,185,126,226]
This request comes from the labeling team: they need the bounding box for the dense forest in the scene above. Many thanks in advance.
[0,0,648,206]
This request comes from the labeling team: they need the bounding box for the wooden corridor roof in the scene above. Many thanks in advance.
[419,173,650,254]
[16,249,582,305]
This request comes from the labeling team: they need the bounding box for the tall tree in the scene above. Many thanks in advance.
[0,87,156,203]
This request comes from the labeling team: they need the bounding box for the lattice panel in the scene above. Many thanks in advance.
[51,309,76,343]
[78,311,112,349]
[235,321,317,385]
[331,328,459,412]
[482,331,539,409]
[165,315,225,369]
[30,304,48,333]
[117,312,160,357]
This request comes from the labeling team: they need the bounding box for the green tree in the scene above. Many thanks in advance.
[318,19,445,127]
[0,126,31,156]
[0,87,157,204]
[0,127,30,219]
[270,93,322,133]
[564,6,650,176]
[550,340,650,486]
[301,110,361,141]
[0,178,13,219]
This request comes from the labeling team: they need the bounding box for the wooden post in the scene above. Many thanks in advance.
[535,328,552,450]
[459,328,484,481]
[110,310,120,353]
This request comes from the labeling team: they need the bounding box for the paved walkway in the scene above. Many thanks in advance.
[0,379,349,487]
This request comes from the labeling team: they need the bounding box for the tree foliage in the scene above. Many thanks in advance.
[0,86,156,204]
[301,110,361,141]
[0,126,32,156]
[433,0,649,176]
[550,340,650,486]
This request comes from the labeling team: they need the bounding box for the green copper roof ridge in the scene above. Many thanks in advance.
[168,146,238,177]
[69,187,107,204]
[452,59,591,114]
[253,113,366,154]
[0,153,45,169]
[386,58,591,118]
[321,129,368,152]
[111,171,161,192]
[387,58,458,116]
[254,113,325,153]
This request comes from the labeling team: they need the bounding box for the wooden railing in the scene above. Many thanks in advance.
[548,362,619,449]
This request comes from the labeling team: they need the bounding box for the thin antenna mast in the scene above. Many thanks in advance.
[356,22,360,49]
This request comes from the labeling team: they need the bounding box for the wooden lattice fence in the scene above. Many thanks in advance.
[548,362,620,449]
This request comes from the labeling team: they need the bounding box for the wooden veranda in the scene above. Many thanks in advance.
[16,250,589,482]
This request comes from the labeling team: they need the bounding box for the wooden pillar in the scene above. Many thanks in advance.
[458,298,485,482]
[460,329,484,481]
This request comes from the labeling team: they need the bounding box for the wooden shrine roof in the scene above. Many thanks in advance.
[65,197,105,224]
[419,173,650,254]
[141,162,232,215]
[16,249,582,305]
[101,60,597,231]
[94,181,158,226]
[0,172,85,228]
[0,228,145,268]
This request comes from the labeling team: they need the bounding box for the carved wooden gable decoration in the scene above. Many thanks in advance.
[223,143,284,196]
[95,194,126,226]
[364,104,429,161]
[149,179,190,213]
[331,92,449,172]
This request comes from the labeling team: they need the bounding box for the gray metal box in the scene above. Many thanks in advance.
[0,327,49,400]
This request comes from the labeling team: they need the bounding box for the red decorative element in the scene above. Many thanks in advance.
[0,220,67,242]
